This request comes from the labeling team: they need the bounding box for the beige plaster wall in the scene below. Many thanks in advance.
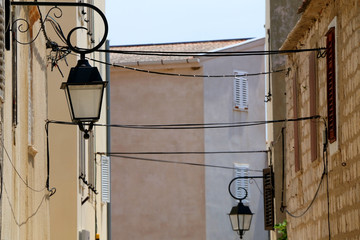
[1,4,50,240]
[110,63,206,240]
[47,1,108,240]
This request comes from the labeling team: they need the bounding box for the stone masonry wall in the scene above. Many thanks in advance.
[284,1,360,239]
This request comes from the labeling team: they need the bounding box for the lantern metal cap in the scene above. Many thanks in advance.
[60,59,108,88]
[229,201,253,216]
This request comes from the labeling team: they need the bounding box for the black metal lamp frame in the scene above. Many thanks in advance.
[5,1,109,138]
[228,177,259,239]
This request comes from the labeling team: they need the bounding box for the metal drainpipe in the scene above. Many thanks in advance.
[105,40,111,240]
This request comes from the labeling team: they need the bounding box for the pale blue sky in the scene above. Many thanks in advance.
[105,0,265,46]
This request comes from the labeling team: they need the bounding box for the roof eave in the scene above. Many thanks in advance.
[280,0,330,51]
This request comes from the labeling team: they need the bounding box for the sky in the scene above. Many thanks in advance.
[105,0,265,46]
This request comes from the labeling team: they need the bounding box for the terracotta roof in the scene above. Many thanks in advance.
[110,38,250,64]
[298,0,312,14]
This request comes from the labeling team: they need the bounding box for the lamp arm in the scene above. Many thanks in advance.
[6,1,108,54]
[228,176,263,201]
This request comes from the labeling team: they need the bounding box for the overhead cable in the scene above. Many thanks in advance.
[47,115,321,130]
[3,181,48,227]
[94,47,327,57]
[102,150,268,155]
[0,138,47,193]
[68,52,286,78]
[105,154,263,172]
[283,119,329,219]
[87,55,285,78]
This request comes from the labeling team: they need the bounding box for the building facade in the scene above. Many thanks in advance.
[0,0,109,239]
[110,38,269,239]
[280,0,359,239]
[1,2,50,239]
[47,1,109,240]
[264,1,302,238]
[202,38,268,240]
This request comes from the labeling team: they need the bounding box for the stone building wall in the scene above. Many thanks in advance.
[282,0,360,239]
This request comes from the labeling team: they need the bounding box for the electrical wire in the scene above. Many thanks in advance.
[284,119,329,220]
[107,154,263,172]
[285,173,325,218]
[94,47,327,57]
[3,180,48,227]
[47,116,320,130]
[45,121,57,197]
[85,54,286,79]
[46,116,320,130]
[249,178,263,195]
[102,150,268,155]
[0,138,47,193]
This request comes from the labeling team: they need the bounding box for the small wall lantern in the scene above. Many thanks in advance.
[228,178,254,239]
[228,199,253,239]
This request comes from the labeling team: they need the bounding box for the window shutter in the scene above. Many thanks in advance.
[263,167,275,230]
[0,6,5,103]
[326,27,336,143]
[234,165,249,204]
[101,156,111,203]
[293,69,301,172]
[309,52,318,161]
[88,132,95,187]
[233,72,248,110]
[79,132,86,177]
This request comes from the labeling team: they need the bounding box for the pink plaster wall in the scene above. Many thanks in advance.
[110,64,206,240]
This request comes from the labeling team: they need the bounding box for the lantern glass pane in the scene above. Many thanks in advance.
[64,86,74,120]
[68,84,104,121]
[242,214,253,230]
[229,214,239,230]
[229,212,253,231]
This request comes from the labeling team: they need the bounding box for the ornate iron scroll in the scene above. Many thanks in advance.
[5,1,108,55]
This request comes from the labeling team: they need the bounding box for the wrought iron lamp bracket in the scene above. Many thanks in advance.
[5,0,108,56]
[228,176,263,201]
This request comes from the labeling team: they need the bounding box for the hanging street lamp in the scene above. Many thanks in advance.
[228,177,254,239]
[228,199,253,239]
[60,57,107,139]
[6,1,109,139]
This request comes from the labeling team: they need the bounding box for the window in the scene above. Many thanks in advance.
[293,68,300,172]
[234,164,249,204]
[263,167,274,230]
[309,51,318,161]
[326,26,336,144]
[78,0,95,45]
[101,156,110,203]
[79,131,86,179]
[88,131,95,187]
[0,5,4,104]
[79,130,95,188]
[233,71,248,111]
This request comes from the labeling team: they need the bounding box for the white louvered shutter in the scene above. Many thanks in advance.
[0,5,5,103]
[233,71,248,111]
[101,156,110,203]
[88,132,95,186]
[79,132,86,177]
[234,164,249,204]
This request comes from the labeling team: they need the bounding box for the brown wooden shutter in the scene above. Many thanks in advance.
[326,27,336,143]
[263,167,275,230]
[309,52,318,161]
[293,70,300,171]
